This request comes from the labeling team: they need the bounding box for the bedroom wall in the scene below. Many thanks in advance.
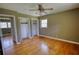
[39,8,79,42]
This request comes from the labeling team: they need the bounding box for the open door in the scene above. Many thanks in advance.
[0,15,18,55]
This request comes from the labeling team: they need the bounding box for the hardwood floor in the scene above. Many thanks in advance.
[2,36,79,55]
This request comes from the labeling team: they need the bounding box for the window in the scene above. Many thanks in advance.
[7,22,11,28]
[0,22,7,28]
[41,19,47,28]
[0,22,11,28]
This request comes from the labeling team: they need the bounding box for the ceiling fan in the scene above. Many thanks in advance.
[29,4,53,15]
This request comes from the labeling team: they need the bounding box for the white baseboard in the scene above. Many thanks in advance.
[39,35,79,45]
[16,42,21,44]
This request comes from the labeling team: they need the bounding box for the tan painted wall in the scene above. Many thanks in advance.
[39,8,79,42]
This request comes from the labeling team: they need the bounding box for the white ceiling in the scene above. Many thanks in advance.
[0,3,79,17]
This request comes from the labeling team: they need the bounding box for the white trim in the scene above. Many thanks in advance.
[39,35,79,45]
[0,14,18,43]
[16,42,21,44]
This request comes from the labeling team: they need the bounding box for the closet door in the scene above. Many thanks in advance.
[19,17,30,40]
[31,19,38,36]
[20,22,29,39]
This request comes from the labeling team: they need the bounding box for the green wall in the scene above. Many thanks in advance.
[0,8,36,42]
[39,8,79,42]
[0,8,79,43]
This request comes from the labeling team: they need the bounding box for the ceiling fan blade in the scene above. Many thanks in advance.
[29,9,38,11]
[43,8,53,10]
[38,11,47,16]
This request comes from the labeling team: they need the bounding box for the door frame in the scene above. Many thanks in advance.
[0,14,18,43]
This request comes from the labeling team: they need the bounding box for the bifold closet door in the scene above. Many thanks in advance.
[31,20,38,36]
[19,17,30,41]
[20,23,29,39]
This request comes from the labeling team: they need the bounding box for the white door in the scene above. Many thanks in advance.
[19,17,30,40]
[20,23,29,39]
[31,20,38,36]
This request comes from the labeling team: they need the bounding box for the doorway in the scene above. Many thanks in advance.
[0,14,18,54]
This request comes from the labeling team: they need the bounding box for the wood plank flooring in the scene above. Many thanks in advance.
[2,36,79,55]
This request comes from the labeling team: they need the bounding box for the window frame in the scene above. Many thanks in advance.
[0,22,11,28]
[0,22,7,28]
[40,19,48,28]
[7,22,11,28]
